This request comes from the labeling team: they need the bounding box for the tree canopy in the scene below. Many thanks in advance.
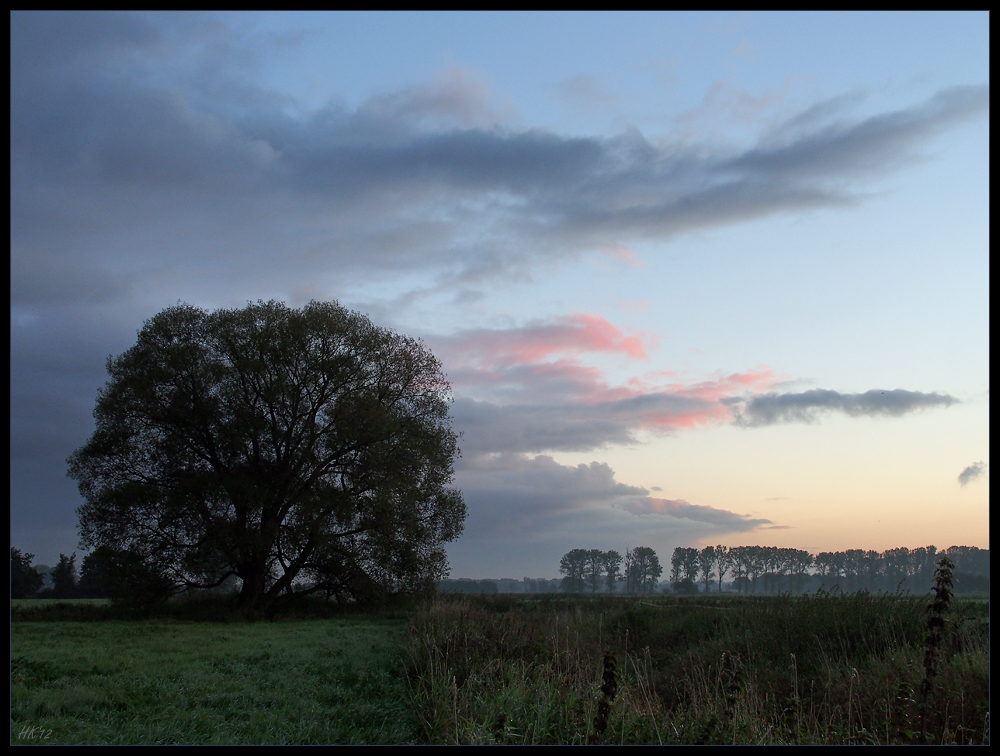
[10,548,44,599]
[624,547,662,593]
[559,548,648,593]
[69,300,465,615]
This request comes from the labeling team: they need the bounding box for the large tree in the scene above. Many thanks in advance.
[69,300,466,616]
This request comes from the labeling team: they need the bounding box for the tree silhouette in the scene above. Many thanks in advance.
[51,552,79,599]
[626,547,662,593]
[559,549,589,593]
[10,548,44,599]
[69,300,465,616]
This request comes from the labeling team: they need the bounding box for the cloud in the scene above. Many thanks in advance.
[438,313,651,370]
[732,86,990,180]
[451,366,781,454]
[9,13,983,568]
[356,65,505,129]
[623,497,772,532]
[727,389,959,427]
[449,453,782,577]
[455,453,647,536]
[10,11,991,307]
[957,461,986,486]
[437,316,959,454]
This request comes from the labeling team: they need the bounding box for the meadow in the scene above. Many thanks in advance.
[11,592,990,745]
[10,605,416,744]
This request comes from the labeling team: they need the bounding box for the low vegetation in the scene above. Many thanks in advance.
[11,588,989,744]
[405,591,989,744]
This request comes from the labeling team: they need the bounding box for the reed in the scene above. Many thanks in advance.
[404,592,989,744]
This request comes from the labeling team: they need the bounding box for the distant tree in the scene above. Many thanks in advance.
[786,549,815,592]
[814,551,845,584]
[913,546,939,588]
[77,552,106,599]
[715,544,732,592]
[669,547,685,585]
[841,549,863,591]
[943,545,990,576]
[626,547,662,593]
[883,547,912,591]
[559,549,589,593]
[68,300,465,617]
[728,547,746,592]
[11,548,44,599]
[698,546,716,592]
[623,549,636,593]
[681,548,699,583]
[746,546,765,593]
[584,549,605,593]
[602,550,622,593]
[669,547,699,591]
[51,552,79,599]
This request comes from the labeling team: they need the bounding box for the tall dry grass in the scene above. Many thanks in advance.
[405,592,989,744]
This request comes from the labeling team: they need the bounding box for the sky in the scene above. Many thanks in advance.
[10,11,989,578]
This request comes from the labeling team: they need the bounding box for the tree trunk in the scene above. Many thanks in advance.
[237,565,269,618]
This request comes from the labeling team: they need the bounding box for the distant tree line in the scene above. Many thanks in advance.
[11,549,85,600]
[558,547,663,593]
[668,545,989,594]
[12,543,989,601]
[11,547,177,607]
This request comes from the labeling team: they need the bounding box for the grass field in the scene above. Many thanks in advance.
[11,613,416,744]
[10,592,990,744]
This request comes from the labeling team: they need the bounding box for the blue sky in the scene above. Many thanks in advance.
[10,12,989,577]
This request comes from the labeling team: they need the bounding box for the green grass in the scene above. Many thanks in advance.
[10,592,989,744]
[11,615,417,744]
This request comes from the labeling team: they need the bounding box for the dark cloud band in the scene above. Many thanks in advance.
[727,389,959,427]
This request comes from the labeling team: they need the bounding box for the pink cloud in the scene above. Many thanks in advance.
[624,497,694,515]
[437,315,790,437]
[581,368,785,429]
[440,313,651,370]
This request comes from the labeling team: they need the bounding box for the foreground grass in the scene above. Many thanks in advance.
[11,592,989,744]
[11,614,416,744]
[405,593,990,744]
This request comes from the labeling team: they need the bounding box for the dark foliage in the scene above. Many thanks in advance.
[50,553,79,599]
[10,548,44,599]
[671,577,699,595]
[69,300,465,617]
[78,546,175,609]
